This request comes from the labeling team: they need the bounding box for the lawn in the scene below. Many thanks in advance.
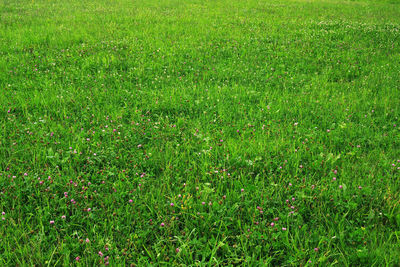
[1,0,400,265]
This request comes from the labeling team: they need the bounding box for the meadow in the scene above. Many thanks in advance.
[1,0,400,265]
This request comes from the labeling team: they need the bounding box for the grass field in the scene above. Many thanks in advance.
[1,0,400,265]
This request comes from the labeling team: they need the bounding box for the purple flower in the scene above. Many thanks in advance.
[50,220,55,224]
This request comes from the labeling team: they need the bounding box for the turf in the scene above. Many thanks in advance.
[1,0,400,265]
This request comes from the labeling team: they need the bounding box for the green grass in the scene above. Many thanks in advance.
[1,0,400,265]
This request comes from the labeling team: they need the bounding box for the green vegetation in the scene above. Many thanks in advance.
[1,0,400,265]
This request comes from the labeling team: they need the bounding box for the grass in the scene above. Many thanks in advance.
[1,0,400,265]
